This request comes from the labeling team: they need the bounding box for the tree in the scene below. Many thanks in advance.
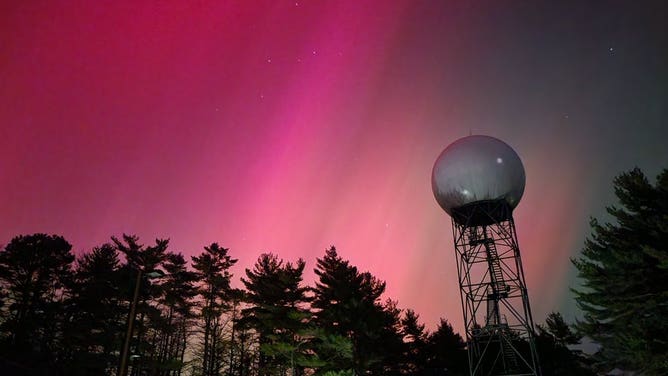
[400,309,428,375]
[535,312,594,376]
[113,235,170,376]
[149,252,198,376]
[191,243,238,376]
[240,253,311,376]
[572,168,668,375]
[0,233,75,371]
[539,312,579,348]
[62,243,125,375]
[312,247,403,375]
[370,298,404,375]
[225,287,249,376]
[423,319,467,376]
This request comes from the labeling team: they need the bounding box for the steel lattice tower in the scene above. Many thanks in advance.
[451,200,540,376]
[431,135,541,376]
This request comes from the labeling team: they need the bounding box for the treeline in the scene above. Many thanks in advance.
[3,167,666,376]
[0,234,472,376]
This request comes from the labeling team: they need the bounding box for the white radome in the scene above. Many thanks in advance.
[431,135,526,216]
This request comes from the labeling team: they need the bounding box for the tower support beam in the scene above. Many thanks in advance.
[451,200,541,376]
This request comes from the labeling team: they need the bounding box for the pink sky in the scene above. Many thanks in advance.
[2,1,666,333]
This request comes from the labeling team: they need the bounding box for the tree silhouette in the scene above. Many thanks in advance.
[62,243,125,375]
[312,247,403,375]
[225,287,248,376]
[572,168,668,375]
[424,319,467,376]
[149,252,198,375]
[540,312,579,347]
[191,243,238,376]
[0,233,476,375]
[112,235,170,376]
[0,233,75,372]
[535,312,594,376]
[240,253,311,375]
[400,309,428,375]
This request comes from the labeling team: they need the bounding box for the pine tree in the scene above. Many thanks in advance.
[191,243,238,376]
[113,235,170,376]
[240,253,311,376]
[312,247,403,375]
[371,298,404,375]
[0,233,75,372]
[63,243,125,375]
[535,312,594,376]
[225,287,248,376]
[572,168,668,375]
[540,312,579,348]
[150,252,198,375]
[424,319,467,376]
[400,309,428,375]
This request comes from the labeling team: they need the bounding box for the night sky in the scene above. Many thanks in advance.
[1,1,666,334]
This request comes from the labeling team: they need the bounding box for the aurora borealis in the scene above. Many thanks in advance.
[1,1,666,334]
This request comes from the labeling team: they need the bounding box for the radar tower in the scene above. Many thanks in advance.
[432,135,541,376]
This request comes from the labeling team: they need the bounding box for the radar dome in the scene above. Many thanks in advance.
[431,135,525,217]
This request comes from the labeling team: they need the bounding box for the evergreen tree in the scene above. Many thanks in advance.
[371,298,404,375]
[572,168,668,375]
[424,319,467,376]
[225,287,249,376]
[191,243,238,376]
[400,309,428,375]
[113,235,170,376]
[62,243,125,375]
[150,252,198,375]
[240,253,311,376]
[540,312,579,348]
[312,247,403,375]
[0,233,75,372]
[535,312,594,376]
[309,332,353,376]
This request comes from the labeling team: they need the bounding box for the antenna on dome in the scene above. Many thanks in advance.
[431,135,541,376]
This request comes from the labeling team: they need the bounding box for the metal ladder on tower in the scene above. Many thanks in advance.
[485,240,508,299]
[500,333,519,372]
[484,240,519,371]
